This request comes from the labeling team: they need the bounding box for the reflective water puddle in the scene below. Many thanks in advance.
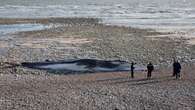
[0,23,48,36]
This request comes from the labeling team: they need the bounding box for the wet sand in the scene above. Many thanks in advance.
[0,18,195,109]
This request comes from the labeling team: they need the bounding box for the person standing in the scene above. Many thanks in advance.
[173,59,177,77]
[131,62,135,78]
[147,62,154,78]
[174,61,181,79]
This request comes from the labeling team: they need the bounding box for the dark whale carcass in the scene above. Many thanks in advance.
[21,59,130,73]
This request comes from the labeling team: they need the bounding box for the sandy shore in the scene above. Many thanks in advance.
[0,18,195,109]
[0,64,195,110]
[0,18,194,64]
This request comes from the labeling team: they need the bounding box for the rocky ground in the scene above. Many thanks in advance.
[0,18,195,110]
[0,18,194,65]
[0,64,195,110]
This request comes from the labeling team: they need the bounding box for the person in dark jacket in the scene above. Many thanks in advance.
[147,62,154,78]
[174,61,181,79]
[131,62,135,78]
[172,59,177,76]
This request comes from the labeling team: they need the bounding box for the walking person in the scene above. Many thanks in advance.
[173,61,181,79]
[131,62,135,78]
[147,62,154,78]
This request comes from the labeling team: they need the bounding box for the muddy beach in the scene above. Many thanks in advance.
[0,18,195,109]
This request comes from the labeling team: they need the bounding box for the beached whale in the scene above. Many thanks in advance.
[21,59,131,74]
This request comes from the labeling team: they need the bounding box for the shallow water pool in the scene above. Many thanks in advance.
[0,23,48,36]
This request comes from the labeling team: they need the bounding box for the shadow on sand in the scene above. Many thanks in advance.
[90,76,175,86]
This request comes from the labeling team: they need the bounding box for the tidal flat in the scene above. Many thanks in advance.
[0,18,195,110]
